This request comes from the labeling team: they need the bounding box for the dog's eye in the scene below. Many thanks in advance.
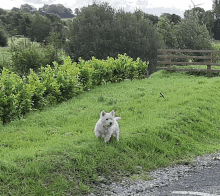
[106,118,108,120]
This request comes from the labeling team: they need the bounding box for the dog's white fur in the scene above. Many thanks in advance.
[94,110,121,142]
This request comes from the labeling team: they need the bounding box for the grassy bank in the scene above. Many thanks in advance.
[1,71,220,195]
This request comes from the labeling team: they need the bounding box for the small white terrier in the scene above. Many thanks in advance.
[94,110,121,142]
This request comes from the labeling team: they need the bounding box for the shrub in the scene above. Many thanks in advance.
[0,54,148,124]
[39,65,61,105]
[77,58,94,90]
[10,39,63,75]
[0,69,31,124]
[26,69,46,110]
[48,57,83,102]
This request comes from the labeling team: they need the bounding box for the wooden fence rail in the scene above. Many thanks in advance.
[157,49,220,74]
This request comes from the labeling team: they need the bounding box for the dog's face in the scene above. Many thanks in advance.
[100,110,115,127]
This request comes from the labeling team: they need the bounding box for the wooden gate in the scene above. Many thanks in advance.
[157,49,220,74]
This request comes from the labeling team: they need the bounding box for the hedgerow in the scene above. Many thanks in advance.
[0,54,148,124]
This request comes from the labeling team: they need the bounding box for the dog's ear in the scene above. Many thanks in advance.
[100,110,106,117]
[110,110,115,117]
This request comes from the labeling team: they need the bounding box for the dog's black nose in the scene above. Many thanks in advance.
[109,122,112,125]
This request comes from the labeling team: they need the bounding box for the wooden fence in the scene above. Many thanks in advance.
[157,49,220,74]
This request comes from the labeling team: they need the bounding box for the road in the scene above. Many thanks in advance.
[153,157,220,196]
[90,151,220,196]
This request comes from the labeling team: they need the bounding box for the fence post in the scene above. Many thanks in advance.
[207,51,212,77]
[167,51,172,68]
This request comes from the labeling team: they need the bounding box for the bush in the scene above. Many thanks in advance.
[0,69,31,124]
[0,54,148,124]
[88,54,148,85]
[10,39,63,75]
[26,69,46,110]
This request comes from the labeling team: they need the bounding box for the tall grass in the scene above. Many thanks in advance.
[1,71,220,195]
[0,47,12,70]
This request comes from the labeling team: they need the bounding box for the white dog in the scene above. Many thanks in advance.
[94,110,121,142]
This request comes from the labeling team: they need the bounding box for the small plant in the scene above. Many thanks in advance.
[97,94,105,102]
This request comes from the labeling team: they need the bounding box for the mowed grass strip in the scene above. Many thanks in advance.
[1,70,220,195]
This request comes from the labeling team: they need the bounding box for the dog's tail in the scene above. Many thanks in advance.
[114,117,121,121]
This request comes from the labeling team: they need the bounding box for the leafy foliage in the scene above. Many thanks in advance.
[0,69,31,124]
[65,2,161,64]
[160,13,181,25]
[26,12,51,43]
[10,38,63,75]
[0,19,8,47]
[157,16,177,49]
[213,0,220,19]
[175,13,212,50]
[0,54,148,124]
[157,11,212,59]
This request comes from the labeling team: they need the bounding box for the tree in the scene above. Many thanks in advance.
[0,8,7,15]
[0,19,8,47]
[213,0,220,19]
[27,12,51,42]
[184,7,205,24]
[204,10,215,37]
[45,13,65,49]
[212,19,220,40]
[65,1,115,61]
[4,11,23,35]
[176,12,212,50]
[144,13,159,25]
[66,3,162,73]
[74,8,81,17]
[11,7,20,12]
[20,4,37,13]
[113,10,161,63]
[160,13,181,25]
[17,12,32,36]
[156,16,177,49]
[175,13,212,62]
[65,2,162,75]
[184,7,214,38]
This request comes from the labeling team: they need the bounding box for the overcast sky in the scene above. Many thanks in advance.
[0,0,213,17]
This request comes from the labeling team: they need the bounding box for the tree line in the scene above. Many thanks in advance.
[1,1,220,75]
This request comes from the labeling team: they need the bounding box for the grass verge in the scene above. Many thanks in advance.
[1,70,220,195]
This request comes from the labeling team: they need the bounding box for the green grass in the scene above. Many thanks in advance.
[1,70,220,195]
[0,47,12,70]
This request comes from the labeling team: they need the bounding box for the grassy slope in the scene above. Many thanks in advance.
[1,71,220,195]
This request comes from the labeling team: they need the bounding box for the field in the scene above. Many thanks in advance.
[0,70,220,195]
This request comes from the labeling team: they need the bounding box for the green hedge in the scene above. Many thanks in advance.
[0,54,148,124]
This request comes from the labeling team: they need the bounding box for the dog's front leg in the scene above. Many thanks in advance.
[116,134,119,142]
[104,134,111,143]
[95,131,102,138]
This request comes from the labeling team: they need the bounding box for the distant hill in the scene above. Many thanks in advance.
[38,4,73,18]
[10,3,74,19]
